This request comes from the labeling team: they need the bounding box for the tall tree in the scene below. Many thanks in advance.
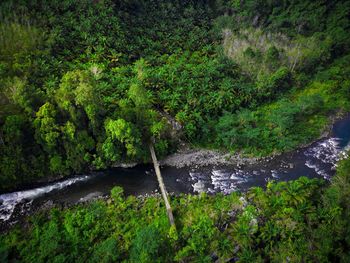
[113,59,175,227]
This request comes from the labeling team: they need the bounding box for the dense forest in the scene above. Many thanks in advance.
[1,0,349,190]
[1,0,350,262]
[1,145,350,262]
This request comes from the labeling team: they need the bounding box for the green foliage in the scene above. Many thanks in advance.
[215,55,350,156]
[34,102,60,151]
[110,186,124,203]
[0,114,46,189]
[1,1,350,262]
[90,237,119,263]
[2,158,350,261]
[104,118,141,159]
[0,19,45,77]
[56,70,102,133]
[0,0,350,190]
[256,66,291,100]
[130,224,162,262]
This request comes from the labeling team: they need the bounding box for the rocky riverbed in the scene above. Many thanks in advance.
[0,113,349,232]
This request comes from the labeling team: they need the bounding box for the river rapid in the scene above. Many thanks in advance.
[1,114,350,229]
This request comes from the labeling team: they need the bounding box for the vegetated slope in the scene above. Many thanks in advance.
[0,0,350,190]
[1,154,350,262]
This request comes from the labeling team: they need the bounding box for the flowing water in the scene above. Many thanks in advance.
[1,114,350,228]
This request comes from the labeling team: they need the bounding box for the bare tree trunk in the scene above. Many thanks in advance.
[291,44,301,72]
[149,142,175,227]
[290,23,303,72]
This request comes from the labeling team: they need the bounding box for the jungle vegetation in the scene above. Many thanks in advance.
[1,0,350,262]
[0,0,350,190]
[1,153,350,262]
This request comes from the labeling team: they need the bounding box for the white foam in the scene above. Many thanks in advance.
[192,181,206,193]
[304,137,349,179]
[304,138,341,165]
[305,160,329,179]
[211,170,231,192]
[0,175,91,221]
[190,171,212,194]
[271,170,279,178]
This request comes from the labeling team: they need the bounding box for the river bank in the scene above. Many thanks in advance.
[2,111,345,195]
[0,112,349,231]
[161,111,347,168]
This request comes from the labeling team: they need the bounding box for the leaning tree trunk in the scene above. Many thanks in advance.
[149,142,175,227]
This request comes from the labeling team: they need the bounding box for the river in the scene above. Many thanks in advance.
[1,113,349,229]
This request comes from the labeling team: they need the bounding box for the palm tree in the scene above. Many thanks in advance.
[149,140,175,226]
[127,59,176,227]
